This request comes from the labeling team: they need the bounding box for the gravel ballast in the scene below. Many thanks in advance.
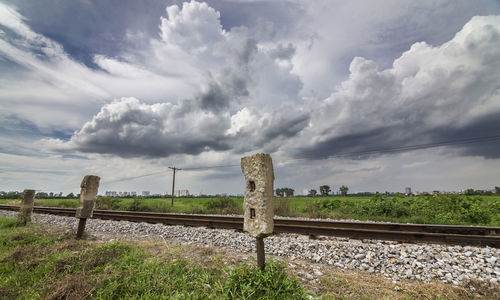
[1,210,499,286]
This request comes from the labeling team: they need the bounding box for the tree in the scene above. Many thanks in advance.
[495,186,500,194]
[66,192,75,198]
[319,185,331,196]
[308,189,317,197]
[36,192,48,198]
[339,185,349,196]
[464,189,475,195]
[276,188,294,197]
[284,188,294,197]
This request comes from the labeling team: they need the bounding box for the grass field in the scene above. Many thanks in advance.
[3,194,500,226]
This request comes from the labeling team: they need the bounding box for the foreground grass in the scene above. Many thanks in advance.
[1,217,497,299]
[0,217,305,299]
[4,194,500,226]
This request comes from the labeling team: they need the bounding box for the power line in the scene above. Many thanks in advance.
[182,164,240,170]
[285,134,500,163]
[105,170,170,183]
[99,134,500,183]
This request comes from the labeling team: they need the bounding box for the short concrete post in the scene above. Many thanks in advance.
[75,175,100,239]
[241,153,274,270]
[18,189,35,225]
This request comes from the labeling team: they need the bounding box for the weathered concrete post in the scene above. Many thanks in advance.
[75,175,100,239]
[18,189,35,225]
[241,153,274,270]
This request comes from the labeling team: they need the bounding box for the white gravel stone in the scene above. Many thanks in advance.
[1,209,499,287]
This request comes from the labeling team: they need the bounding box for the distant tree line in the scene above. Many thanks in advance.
[275,188,295,197]
[0,191,80,199]
[463,188,498,196]
[307,185,350,197]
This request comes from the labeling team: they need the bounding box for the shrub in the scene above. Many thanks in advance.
[204,197,240,214]
[128,198,142,211]
[95,197,122,210]
[317,199,342,210]
[225,260,306,299]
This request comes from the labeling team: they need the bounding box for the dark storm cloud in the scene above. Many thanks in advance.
[426,112,500,159]
[293,117,500,161]
[261,110,310,142]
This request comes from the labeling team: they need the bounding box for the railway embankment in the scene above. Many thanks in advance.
[1,209,498,288]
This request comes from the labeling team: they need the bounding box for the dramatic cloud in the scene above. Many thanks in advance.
[44,11,500,162]
[41,1,307,158]
[292,15,500,159]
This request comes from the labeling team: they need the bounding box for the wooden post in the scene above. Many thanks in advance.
[75,175,100,239]
[256,237,265,270]
[18,189,35,225]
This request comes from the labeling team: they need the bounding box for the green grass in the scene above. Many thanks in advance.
[4,194,500,226]
[0,216,306,299]
[308,194,500,226]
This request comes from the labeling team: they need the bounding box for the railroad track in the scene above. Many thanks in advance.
[1,204,499,248]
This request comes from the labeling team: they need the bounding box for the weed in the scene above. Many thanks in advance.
[275,197,292,216]
[225,260,306,299]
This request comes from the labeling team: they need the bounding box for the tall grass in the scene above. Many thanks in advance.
[0,216,306,299]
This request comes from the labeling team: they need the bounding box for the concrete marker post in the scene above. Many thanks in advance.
[18,189,35,225]
[75,175,100,239]
[241,153,274,271]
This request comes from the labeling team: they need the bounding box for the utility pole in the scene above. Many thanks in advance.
[168,167,181,207]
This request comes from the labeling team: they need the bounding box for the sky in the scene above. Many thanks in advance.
[1,0,500,195]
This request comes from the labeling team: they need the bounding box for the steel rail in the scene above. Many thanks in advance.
[1,204,499,247]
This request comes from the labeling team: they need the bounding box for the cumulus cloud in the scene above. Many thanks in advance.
[292,15,500,159]
[43,97,231,158]
[38,1,307,158]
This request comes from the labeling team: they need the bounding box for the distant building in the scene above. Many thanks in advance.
[174,190,189,197]
[142,191,150,197]
[105,191,118,197]
[405,187,411,195]
[131,192,137,196]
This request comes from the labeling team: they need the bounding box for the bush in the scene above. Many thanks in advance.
[317,199,342,210]
[204,197,240,214]
[95,197,122,210]
[128,198,142,211]
[225,260,306,299]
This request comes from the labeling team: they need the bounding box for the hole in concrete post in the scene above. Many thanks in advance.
[249,180,256,192]
[250,208,256,219]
